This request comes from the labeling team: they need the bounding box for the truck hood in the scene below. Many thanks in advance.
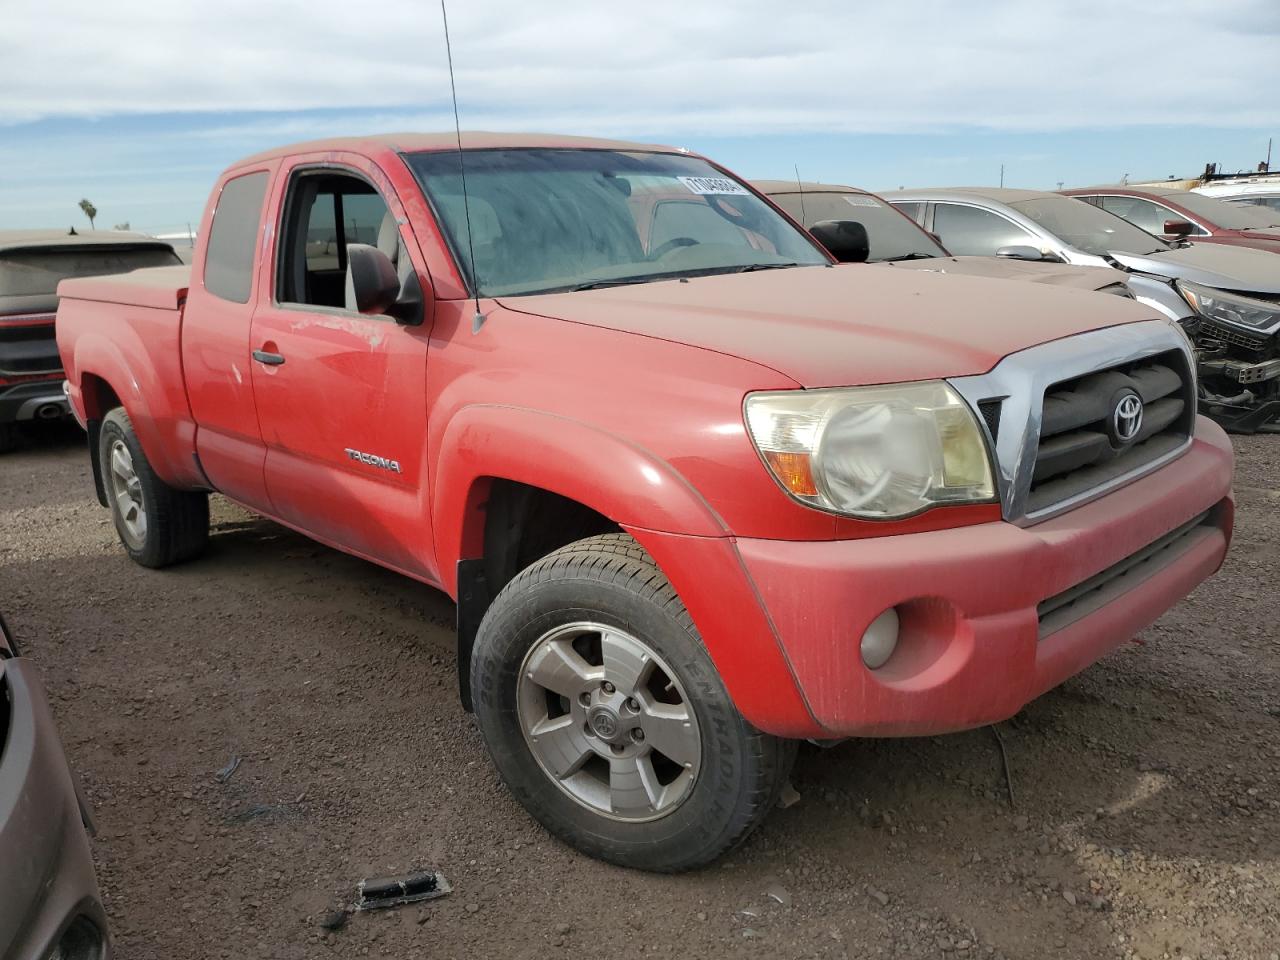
[502,265,1153,388]
[1109,243,1280,295]
[875,256,1122,292]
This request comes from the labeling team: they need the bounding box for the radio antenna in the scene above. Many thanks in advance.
[440,0,484,332]
[794,164,807,226]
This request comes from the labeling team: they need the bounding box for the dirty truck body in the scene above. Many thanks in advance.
[55,133,1233,871]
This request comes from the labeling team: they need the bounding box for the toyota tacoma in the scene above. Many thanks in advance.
[55,133,1234,871]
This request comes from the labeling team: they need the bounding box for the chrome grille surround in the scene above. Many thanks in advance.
[948,320,1197,527]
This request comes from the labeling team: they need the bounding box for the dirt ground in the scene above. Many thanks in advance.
[2,424,1277,960]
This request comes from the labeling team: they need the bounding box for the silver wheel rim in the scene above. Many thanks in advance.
[517,622,702,823]
[108,438,146,548]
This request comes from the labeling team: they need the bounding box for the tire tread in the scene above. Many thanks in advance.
[478,532,795,872]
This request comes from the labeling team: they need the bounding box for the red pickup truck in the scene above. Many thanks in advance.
[56,133,1234,871]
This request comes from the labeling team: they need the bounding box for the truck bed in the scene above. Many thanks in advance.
[56,263,202,489]
[56,264,190,310]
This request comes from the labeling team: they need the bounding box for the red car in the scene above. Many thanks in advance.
[1063,186,1280,254]
[55,133,1232,871]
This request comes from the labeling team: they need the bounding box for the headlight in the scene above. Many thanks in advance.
[1178,280,1280,333]
[744,381,996,519]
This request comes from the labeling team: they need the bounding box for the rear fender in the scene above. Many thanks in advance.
[66,330,201,489]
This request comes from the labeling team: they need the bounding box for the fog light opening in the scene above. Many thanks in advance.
[860,607,901,670]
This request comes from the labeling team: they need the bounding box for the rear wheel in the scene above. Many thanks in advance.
[471,533,795,871]
[99,407,209,568]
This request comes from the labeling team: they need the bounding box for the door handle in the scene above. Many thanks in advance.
[253,349,286,366]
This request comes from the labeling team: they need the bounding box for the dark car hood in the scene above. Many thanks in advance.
[1109,243,1280,294]
[503,265,1156,389]
[878,256,1122,292]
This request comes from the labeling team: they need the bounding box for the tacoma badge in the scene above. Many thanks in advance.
[343,448,402,473]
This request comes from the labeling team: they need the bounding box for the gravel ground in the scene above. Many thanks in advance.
[2,424,1277,960]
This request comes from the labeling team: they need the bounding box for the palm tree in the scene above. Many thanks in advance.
[78,198,98,230]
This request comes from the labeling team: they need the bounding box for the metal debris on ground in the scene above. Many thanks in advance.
[214,755,242,783]
[355,869,452,912]
[989,724,1016,809]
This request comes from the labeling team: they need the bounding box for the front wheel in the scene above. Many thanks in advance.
[471,533,795,871]
[99,407,209,568]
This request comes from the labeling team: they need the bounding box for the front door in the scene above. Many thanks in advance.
[249,157,436,579]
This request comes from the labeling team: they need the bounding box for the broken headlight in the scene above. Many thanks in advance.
[744,382,996,519]
[1178,281,1280,334]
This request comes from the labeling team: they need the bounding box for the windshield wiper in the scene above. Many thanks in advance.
[730,262,801,273]
[879,253,939,262]
[570,276,667,292]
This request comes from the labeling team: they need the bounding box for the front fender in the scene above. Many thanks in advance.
[432,404,729,596]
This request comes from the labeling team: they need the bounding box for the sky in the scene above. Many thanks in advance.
[1,0,1277,234]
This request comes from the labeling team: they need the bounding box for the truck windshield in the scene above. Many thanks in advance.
[769,191,947,261]
[1008,197,1168,257]
[407,149,830,296]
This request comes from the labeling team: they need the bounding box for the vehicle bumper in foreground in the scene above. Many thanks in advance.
[0,658,109,959]
[732,417,1234,738]
[0,378,71,425]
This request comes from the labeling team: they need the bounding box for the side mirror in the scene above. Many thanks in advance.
[345,243,427,326]
[995,244,1045,261]
[809,220,870,264]
[1164,219,1194,238]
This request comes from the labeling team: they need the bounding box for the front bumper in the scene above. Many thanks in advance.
[731,417,1234,738]
[0,658,110,959]
[0,378,71,426]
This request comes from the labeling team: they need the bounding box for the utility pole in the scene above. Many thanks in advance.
[1000,164,1005,188]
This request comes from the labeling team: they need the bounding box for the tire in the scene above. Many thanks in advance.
[471,533,796,872]
[99,407,209,568]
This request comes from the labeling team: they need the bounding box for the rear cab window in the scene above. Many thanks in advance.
[204,171,270,303]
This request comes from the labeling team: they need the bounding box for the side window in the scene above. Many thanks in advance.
[931,203,1034,255]
[1099,196,1207,236]
[891,201,924,223]
[277,171,395,310]
[204,171,268,304]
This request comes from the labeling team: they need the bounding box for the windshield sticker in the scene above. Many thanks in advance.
[677,176,750,196]
[844,196,882,208]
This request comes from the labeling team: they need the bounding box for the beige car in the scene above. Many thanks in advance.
[754,180,1137,296]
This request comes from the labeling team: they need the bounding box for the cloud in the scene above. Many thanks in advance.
[1,0,1277,133]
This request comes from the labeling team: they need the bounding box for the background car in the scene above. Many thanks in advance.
[1,229,180,453]
[1194,178,1280,214]
[1063,185,1280,252]
[0,612,110,959]
[883,188,1280,432]
[755,179,1135,295]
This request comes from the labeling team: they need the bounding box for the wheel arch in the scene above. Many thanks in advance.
[433,404,729,709]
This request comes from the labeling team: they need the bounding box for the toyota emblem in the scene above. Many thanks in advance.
[1113,393,1143,443]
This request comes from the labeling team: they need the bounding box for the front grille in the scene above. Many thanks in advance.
[1027,350,1194,515]
[1199,318,1270,355]
[1037,509,1216,638]
[0,316,60,376]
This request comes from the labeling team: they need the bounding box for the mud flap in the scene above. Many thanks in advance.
[455,559,491,712]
